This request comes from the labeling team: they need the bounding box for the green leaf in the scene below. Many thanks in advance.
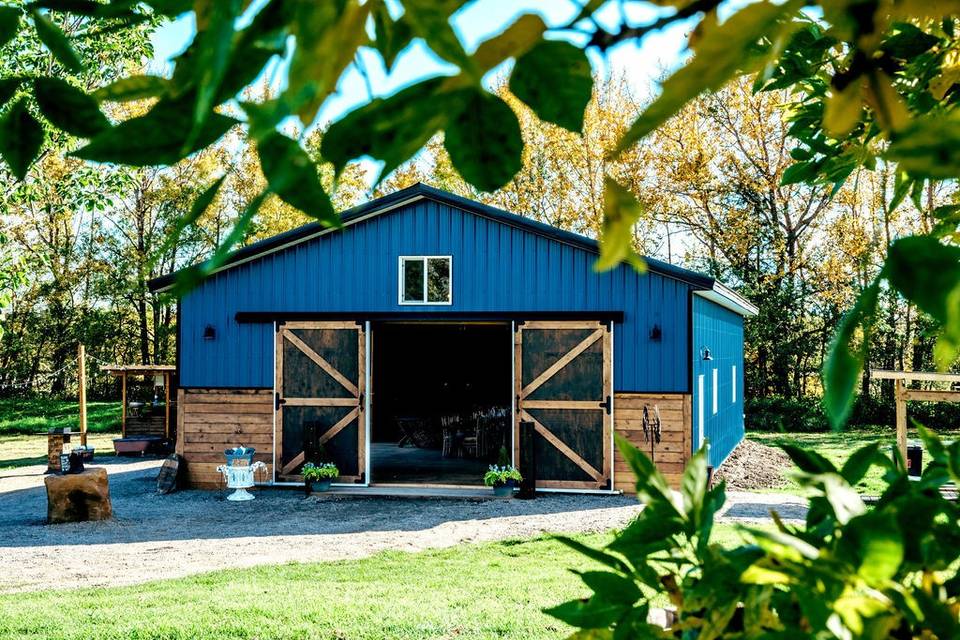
[190,0,241,134]
[887,235,960,324]
[681,444,709,524]
[0,77,23,108]
[72,96,237,166]
[543,597,628,629]
[0,98,44,180]
[0,6,21,49]
[372,4,412,72]
[553,535,632,574]
[321,78,455,180]
[577,571,641,606]
[839,443,880,486]
[839,511,904,584]
[882,22,939,59]
[887,114,960,179]
[822,279,880,428]
[403,0,476,75]
[257,132,338,227]
[595,178,646,272]
[93,75,170,102]
[614,434,681,515]
[151,175,226,272]
[612,0,801,156]
[780,160,821,185]
[287,0,373,125]
[30,9,83,72]
[822,77,863,138]
[510,39,592,133]
[167,189,267,297]
[780,443,837,474]
[33,77,109,138]
[444,89,522,192]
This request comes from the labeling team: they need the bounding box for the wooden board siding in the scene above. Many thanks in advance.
[613,393,691,493]
[179,388,273,488]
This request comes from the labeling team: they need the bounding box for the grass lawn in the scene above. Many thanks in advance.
[0,397,120,436]
[748,427,960,495]
[0,397,122,469]
[0,526,757,640]
[0,432,119,470]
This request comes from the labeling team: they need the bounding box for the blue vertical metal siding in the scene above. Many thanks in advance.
[179,199,694,391]
[691,295,745,467]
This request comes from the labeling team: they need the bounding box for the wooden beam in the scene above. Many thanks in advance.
[318,407,361,446]
[902,389,960,403]
[78,344,87,447]
[521,400,601,410]
[280,407,360,476]
[281,451,305,476]
[895,379,907,471]
[520,328,602,398]
[121,372,127,439]
[872,369,960,383]
[283,329,359,397]
[520,410,602,482]
[164,372,171,440]
[283,397,360,407]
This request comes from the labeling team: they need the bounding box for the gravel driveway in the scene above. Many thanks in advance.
[0,458,807,593]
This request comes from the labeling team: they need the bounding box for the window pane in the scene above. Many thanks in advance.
[403,259,424,302]
[427,258,450,302]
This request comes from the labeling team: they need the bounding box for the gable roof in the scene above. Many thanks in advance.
[149,183,757,316]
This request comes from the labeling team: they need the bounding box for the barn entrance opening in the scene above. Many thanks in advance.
[371,322,512,486]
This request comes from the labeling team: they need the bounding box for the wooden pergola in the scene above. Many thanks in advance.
[101,365,176,438]
[872,369,960,467]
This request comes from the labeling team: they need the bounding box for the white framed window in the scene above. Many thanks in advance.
[697,374,705,449]
[712,368,718,415]
[399,256,452,305]
[731,365,737,403]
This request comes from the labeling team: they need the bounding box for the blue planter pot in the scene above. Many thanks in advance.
[493,485,513,498]
[311,479,332,492]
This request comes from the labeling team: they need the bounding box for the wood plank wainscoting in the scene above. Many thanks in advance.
[177,388,274,488]
[613,392,692,493]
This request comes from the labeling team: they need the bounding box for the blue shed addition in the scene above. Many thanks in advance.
[151,184,757,493]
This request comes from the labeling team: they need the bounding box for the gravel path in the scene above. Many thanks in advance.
[0,458,807,593]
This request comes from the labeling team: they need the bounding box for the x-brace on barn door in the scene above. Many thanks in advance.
[275,321,366,483]
[515,320,612,490]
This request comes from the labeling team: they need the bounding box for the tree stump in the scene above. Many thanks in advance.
[44,468,112,524]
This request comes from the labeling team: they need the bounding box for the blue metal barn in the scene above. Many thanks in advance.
[151,183,756,492]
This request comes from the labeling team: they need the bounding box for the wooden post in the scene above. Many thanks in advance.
[895,378,907,470]
[164,372,170,440]
[78,344,87,447]
[121,371,127,439]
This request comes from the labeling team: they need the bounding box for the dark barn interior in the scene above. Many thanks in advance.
[371,322,512,485]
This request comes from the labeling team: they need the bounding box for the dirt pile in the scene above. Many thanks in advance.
[714,439,792,490]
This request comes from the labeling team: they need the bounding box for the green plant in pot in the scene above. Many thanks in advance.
[484,464,522,497]
[302,462,339,493]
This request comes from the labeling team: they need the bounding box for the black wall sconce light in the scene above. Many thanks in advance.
[700,346,713,361]
[203,324,216,341]
[649,324,662,341]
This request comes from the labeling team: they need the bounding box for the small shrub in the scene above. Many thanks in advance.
[746,395,828,432]
[483,465,522,487]
[302,462,338,481]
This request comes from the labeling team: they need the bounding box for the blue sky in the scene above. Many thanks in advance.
[150,1,695,130]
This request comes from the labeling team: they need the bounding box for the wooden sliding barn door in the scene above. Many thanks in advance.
[515,321,612,490]
[276,321,366,483]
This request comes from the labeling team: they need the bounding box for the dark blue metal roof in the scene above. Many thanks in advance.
[148,182,717,293]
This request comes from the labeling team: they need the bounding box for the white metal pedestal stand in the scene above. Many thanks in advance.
[217,461,266,501]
